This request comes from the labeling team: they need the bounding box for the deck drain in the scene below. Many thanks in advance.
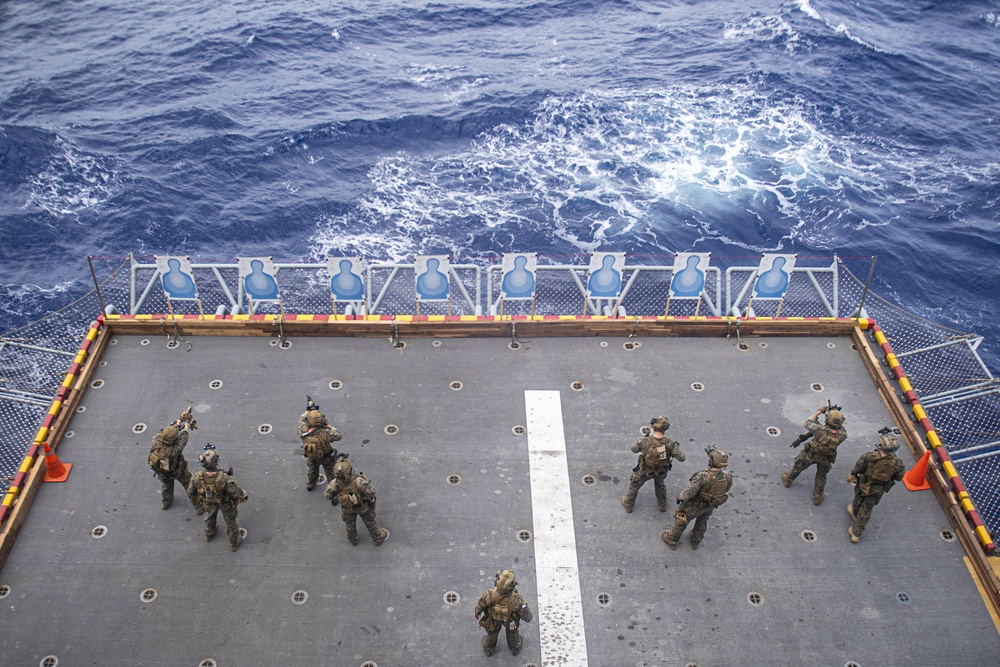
[447,474,462,486]
[40,658,58,667]
[623,341,640,350]
[199,660,216,667]
[64,430,75,438]
[450,381,463,391]
[571,381,585,391]
[258,423,272,435]
[811,383,824,392]
[279,339,293,349]
[140,588,157,602]
[99,360,108,366]
[91,525,107,539]
[738,342,750,350]
[685,663,701,667]
[845,662,861,667]
[691,382,704,392]
[509,341,521,350]
[600,341,609,347]
[582,474,596,486]
[361,662,378,667]
[329,380,343,390]
[432,339,442,347]
[384,424,399,435]
[76,405,86,413]
[801,530,817,543]
[827,342,836,348]
[596,592,611,607]
[0,585,10,598]
[512,425,526,435]
[109,338,118,345]
[940,529,955,542]
[393,341,407,350]
[140,339,150,346]
[851,343,858,350]
[758,342,768,349]
[269,339,279,346]
[516,529,532,543]
[133,423,147,434]
[239,528,248,540]
[209,379,223,390]
[166,340,179,349]
[443,591,460,605]
[896,592,911,604]
[640,425,652,436]
[317,474,326,484]
[767,427,781,437]
[747,592,763,606]
[90,379,104,388]
[292,590,308,604]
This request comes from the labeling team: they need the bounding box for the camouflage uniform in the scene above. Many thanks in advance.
[622,433,685,512]
[148,423,193,510]
[324,459,387,546]
[662,450,732,550]
[847,447,905,542]
[297,409,342,491]
[188,453,249,551]
[474,570,533,657]
[782,411,847,505]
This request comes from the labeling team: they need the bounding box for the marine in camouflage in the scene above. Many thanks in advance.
[781,407,847,505]
[846,435,905,542]
[298,409,343,491]
[474,570,533,657]
[324,458,387,546]
[622,418,685,513]
[662,448,732,550]
[148,422,194,510]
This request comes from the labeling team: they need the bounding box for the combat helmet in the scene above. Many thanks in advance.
[160,424,179,443]
[650,416,670,433]
[495,569,517,594]
[307,410,326,427]
[199,447,220,470]
[826,409,845,428]
[334,458,353,480]
[706,446,729,468]
[877,432,900,452]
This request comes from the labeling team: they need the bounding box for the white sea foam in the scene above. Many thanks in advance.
[724,14,803,53]
[795,0,821,21]
[23,136,119,216]
[309,83,982,259]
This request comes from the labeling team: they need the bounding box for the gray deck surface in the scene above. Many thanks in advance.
[1,333,998,666]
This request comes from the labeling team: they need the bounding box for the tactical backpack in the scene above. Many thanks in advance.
[301,431,332,460]
[148,446,175,474]
[489,593,517,623]
[192,472,228,506]
[697,471,730,507]
[810,429,842,458]
[867,456,898,484]
[642,436,673,471]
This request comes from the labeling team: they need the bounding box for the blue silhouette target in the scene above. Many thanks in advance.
[669,253,711,298]
[239,257,281,302]
[752,254,796,299]
[415,255,451,301]
[155,256,198,300]
[501,253,537,300]
[586,252,625,298]
[328,257,365,301]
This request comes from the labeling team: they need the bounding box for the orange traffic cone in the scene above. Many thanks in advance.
[42,442,72,483]
[903,450,932,492]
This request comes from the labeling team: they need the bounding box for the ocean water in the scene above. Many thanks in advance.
[1,0,998,366]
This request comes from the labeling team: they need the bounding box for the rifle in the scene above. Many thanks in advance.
[179,405,198,430]
[790,400,844,447]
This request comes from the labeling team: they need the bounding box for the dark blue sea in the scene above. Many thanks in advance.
[1,0,999,366]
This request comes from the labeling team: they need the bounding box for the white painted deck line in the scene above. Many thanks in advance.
[524,389,588,667]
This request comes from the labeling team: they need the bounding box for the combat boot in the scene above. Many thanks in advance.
[846,504,855,518]
[621,496,632,513]
[373,528,389,546]
[230,532,243,552]
[813,493,825,506]
[848,527,860,544]
[161,498,172,510]
[205,528,216,542]
[305,481,315,491]
[660,531,677,551]
[781,472,792,488]
[690,540,699,550]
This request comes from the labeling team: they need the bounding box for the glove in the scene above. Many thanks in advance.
[846,475,856,485]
